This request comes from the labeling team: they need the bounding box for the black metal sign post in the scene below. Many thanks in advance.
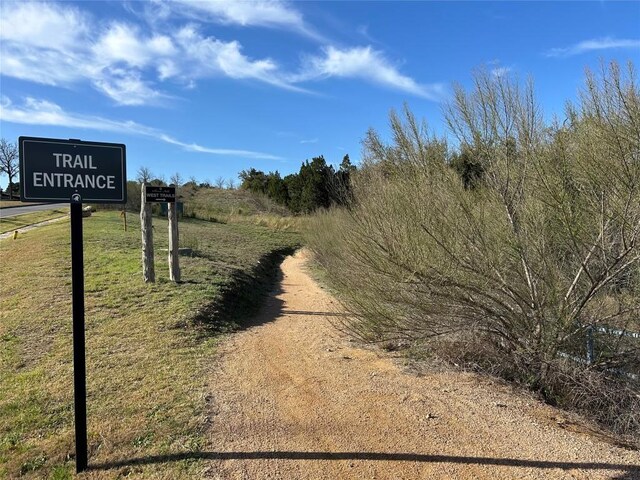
[70,195,87,473]
[18,137,126,473]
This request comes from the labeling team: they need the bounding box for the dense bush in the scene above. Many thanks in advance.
[308,62,640,436]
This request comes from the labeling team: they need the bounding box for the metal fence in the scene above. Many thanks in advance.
[560,324,640,381]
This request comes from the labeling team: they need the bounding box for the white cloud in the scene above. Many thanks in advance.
[169,0,322,40]
[491,66,512,77]
[93,23,176,69]
[294,46,446,100]
[0,96,282,160]
[172,25,309,92]
[546,37,640,57]
[93,69,168,106]
[0,95,150,133]
[0,2,440,103]
[0,1,89,51]
[0,2,92,86]
[300,138,318,144]
[172,0,302,27]
[0,2,309,103]
[0,43,88,86]
[174,26,276,79]
[158,134,282,159]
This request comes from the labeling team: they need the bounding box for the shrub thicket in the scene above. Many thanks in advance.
[308,61,640,437]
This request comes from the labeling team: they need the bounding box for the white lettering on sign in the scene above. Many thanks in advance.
[53,153,96,169]
[33,171,116,189]
[30,152,116,191]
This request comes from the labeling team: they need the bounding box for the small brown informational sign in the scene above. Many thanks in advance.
[145,186,176,203]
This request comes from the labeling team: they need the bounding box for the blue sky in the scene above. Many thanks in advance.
[1,1,639,188]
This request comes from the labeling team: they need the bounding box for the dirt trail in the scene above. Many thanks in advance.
[204,250,640,479]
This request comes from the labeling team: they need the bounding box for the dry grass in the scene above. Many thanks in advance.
[0,209,69,234]
[0,211,299,479]
[183,188,289,221]
[0,201,40,209]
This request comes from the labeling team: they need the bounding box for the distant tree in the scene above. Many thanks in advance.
[333,154,357,205]
[215,176,225,188]
[450,146,484,189]
[170,172,183,187]
[284,172,303,213]
[200,178,212,189]
[239,168,268,193]
[182,179,198,190]
[126,181,142,211]
[266,171,289,205]
[4,183,19,198]
[136,166,153,184]
[225,178,236,190]
[0,139,19,199]
[298,156,334,213]
[239,154,354,213]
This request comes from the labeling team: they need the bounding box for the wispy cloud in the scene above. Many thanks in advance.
[0,2,440,104]
[545,37,640,57]
[491,66,512,77]
[171,25,311,93]
[157,134,282,159]
[0,96,282,160]
[293,46,446,100]
[300,138,319,144]
[0,2,310,104]
[168,0,324,41]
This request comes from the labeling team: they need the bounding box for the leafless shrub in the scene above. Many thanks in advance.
[307,61,640,436]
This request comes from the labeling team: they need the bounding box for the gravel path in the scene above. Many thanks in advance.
[204,250,640,479]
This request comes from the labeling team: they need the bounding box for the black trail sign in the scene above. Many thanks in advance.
[145,185,176,203]
[19,136,126,203]
[18,136,127,473]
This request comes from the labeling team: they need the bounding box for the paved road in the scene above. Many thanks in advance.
[0,203,68,218]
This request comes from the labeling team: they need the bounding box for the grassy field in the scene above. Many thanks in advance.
[0,201,45,209]
[0,209,69,234]
[0,211,300,478]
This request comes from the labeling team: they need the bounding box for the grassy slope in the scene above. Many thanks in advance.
[0,211,299,479]
[183,188,289,220]
[0,209,70,234]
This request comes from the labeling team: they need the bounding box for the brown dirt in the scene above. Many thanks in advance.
[204,250,640,479]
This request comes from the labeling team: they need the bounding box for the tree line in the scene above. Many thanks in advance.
[239,154,356,214]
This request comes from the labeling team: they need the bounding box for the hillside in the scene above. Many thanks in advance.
[182,187,290,221]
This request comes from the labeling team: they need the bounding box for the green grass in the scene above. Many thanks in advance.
[0,200,30,209]
[0,211,299,478]
[0,200,45,209]
[0,209,69,234]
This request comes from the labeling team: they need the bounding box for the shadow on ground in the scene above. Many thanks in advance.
[189,246,297,336]
[89,451,640,479]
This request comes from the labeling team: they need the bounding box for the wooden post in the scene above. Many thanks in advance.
[168,201,180,282]
[140,184,155,282]
[121,209,127,232]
